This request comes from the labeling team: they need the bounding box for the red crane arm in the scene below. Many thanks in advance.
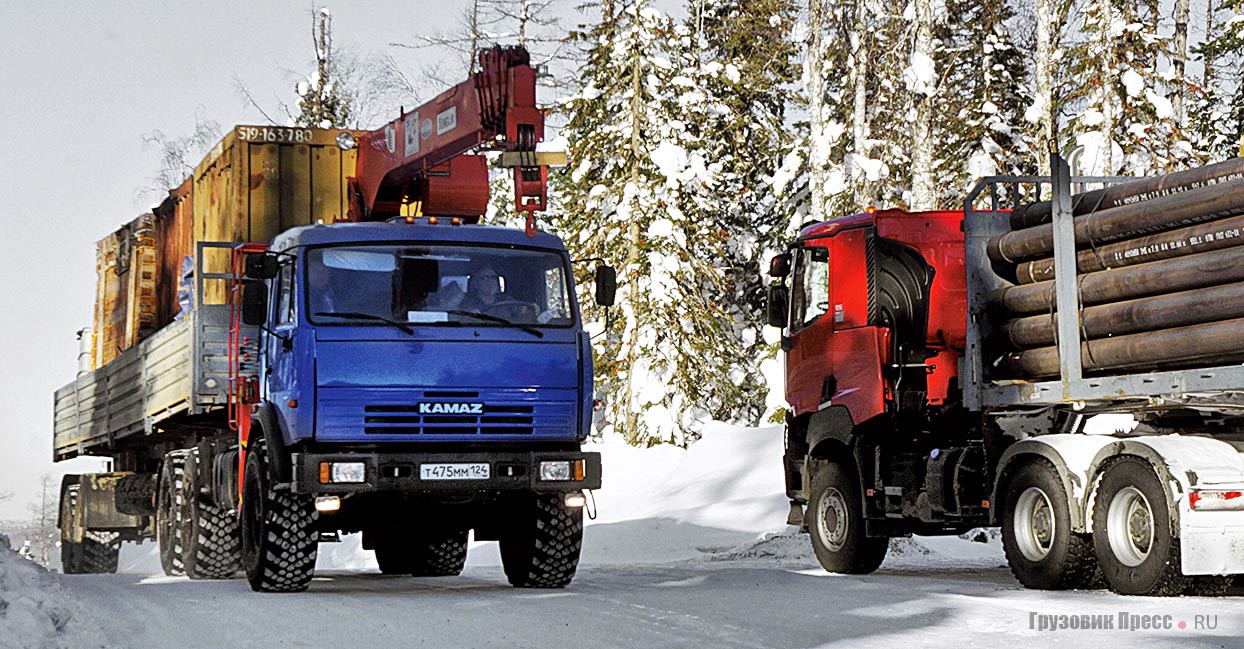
[352,46,548,223]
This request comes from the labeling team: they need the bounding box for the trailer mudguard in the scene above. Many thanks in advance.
[991,434,1116,530]
[994,433,1244,553]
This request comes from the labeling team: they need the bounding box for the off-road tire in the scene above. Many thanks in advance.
[60,540,84,574]
[373,540,416,575]
[1001,459,1100,590]
[412,529,468,577]
[182,449,241,580]
[807,461,888,574]
[1189,575,1233,596]
[157,451,189,576]
[80,531,121,573]
[115,473,158,517]
[373,528,467,576]
[1092,457,1188,596]
[499,494,582,588]
[241,444,318,592]
[59,479,84,574]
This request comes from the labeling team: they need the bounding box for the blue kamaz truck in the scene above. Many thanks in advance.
[52,46,611,592]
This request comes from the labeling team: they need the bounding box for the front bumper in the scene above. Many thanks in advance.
[291,450,602,495]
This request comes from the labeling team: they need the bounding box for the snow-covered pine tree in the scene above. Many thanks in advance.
[556,0,754,445]
[681,0,801,424]
[934,0,1032,200]
[803,0,897,215]
[863,0,918,208]
[804,0,835,218]
[843,0,896,211]
[1192,0,1244,160]
[1064,0,1173,175]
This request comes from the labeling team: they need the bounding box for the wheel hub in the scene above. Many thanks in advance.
[816,488,849,552]
[1107,486,1154,567]
[1013,487,1056,562]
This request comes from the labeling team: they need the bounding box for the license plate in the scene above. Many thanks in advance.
[420,463,490,480]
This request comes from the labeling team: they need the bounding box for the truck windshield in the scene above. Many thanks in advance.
[305,244,574,329]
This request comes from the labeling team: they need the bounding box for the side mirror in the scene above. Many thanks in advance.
[245,253,280,280]
[766,284,789,328]
[768,253,792,278]
[241,281,268,326]
[595,265,617,307]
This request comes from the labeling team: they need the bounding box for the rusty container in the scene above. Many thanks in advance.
[92,213,158,368]
[190,126,363,304]
[91,126,366,365]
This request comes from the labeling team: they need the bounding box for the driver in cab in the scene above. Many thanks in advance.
[460,265,505,312]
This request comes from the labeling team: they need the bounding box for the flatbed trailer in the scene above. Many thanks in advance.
[54,243,242,464]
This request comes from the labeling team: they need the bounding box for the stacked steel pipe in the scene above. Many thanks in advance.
[984,158,1244,378]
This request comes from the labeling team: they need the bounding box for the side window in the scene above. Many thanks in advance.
[791,246,829,331]
[544,267,567,316]
[276,263,295,325]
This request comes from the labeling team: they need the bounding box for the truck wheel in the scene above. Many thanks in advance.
[80,531,121,574]
[60,540,84,574]
[411,528,468,577]
[499,494,582,588]
[373,539,416,575]
[807,462,888,574]
[59,479,84,574]
[1091,457,1187,596]
[1000,459,1099,589]
[182,449,241,580]
[373,528,468,576]
[157,451,189,576]
[1189,575,1233,596]
[116,473,158,517]
[240,444,318,592]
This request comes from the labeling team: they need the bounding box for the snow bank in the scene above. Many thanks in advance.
[0,536,102,649]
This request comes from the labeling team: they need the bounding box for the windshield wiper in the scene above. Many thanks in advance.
[314,311,414,335]
[446,310,544,338]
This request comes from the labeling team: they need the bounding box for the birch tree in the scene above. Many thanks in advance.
[906,0,940,209]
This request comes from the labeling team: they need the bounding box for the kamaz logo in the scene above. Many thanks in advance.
[418,402,484,415]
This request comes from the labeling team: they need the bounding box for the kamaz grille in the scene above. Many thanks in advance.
[362,405,535,435]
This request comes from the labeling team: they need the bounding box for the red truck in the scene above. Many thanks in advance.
[770,157,1244,595]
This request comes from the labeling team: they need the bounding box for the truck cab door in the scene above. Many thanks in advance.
[784,229,886,424]
[264,262,298,411]
[784,243,833,415]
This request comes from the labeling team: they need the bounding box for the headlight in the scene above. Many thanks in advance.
[540,461,571,481]
[320,461,366,484]
[335,131,357,150]
[539,459,586,481]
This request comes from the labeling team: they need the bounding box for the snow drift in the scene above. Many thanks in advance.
[0,535,102,649]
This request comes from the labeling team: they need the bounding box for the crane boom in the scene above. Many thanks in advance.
[352,45,549,226]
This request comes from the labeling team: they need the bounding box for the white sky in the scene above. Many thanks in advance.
[0,0,478,519]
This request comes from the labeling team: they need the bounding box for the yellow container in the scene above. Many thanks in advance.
[92,126,366,366]
[92,213,158,368]
[192,126,364,305]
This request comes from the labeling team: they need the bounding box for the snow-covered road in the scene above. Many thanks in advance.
[26,424,1244,648]
[64,550,1244,649]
